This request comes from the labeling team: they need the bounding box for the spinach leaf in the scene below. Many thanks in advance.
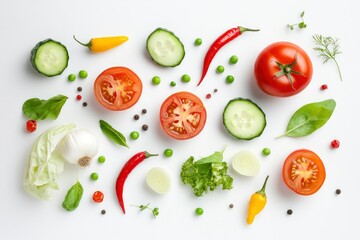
[279,99,336,137]
[99,119,129,148]
[62,181,83,211]
[22,94,68,120]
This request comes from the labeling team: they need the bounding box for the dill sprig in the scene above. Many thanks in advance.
[313,34,343,81]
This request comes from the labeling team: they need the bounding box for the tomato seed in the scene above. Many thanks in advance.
[331,139,340,149]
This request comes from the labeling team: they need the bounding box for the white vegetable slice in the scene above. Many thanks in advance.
[231,150,260,177]
[146,167,171,194]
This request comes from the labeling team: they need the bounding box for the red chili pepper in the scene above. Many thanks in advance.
[115,151,158,214]
[197,26,259,86]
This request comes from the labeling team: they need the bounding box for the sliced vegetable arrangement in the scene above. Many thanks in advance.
[21,14,344,227]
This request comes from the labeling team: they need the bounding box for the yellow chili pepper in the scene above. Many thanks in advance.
[247,175,269,224]
[73,35,128,53]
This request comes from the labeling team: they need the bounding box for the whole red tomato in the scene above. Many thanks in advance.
[254,42,313,97]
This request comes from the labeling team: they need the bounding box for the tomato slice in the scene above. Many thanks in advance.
[94,67,142,111]
[282,149,326,195]
[160,91,207,140]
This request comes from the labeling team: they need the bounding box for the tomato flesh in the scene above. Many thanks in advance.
[94,67,142,111]
[254,42,313,97]
[160,91,206,140]
[282,149,326,195]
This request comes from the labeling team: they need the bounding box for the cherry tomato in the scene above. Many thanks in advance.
[26,120,37,133]
[160,91,207,140]
[94,67,142,111]
[254,42,313,97]
[92,191,104,203]
[282,149,326,195]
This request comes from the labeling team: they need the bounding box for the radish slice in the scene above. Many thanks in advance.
[231,150,260,176]
[146,167,171,194]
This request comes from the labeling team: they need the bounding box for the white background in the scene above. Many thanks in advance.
[1,0,359,239]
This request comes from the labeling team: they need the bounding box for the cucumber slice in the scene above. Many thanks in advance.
[30,39,69,77]
[223,98,266,140]
[231,150,260,177]
[146,28,185,67]
[146,167,171,194]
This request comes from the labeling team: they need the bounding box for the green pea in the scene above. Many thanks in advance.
[181,74,191,83]
[194,38,202,46]
[262,147,271,156]
[226,75,235,84]
[170,81,176,87]
[195,207,204,216]
[79,70,88,79]
[98,155,106,163]
[216,65,225,73]
[90,172,99,181]
[130,131,140,140]
[152,76,161,85]
[68,74,76,82]
[163,148,173,158]
[229,55,238,64]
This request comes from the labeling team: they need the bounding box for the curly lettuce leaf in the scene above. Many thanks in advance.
[24,124,76,200]
[180,151,233,197]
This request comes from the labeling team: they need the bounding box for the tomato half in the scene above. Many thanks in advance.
[282,149,326,195]
[94,67,142,111]
[254,42,313,97]
[160,91,207,140]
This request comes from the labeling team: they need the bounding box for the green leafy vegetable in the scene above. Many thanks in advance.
[288,11,307,30]
[180,150,233,197]
[22,94,68,120]
[313,34,343,81]
[62,181,83,211]
[24,124,76,199]
[279,99,336,138]
[99,119,129,148]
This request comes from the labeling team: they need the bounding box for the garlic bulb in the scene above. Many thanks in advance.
[57,129,99,167]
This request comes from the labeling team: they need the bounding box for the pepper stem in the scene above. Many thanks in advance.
[73,35,91,48]
[239,26,260,33]
[256,175,269,196]
[145,151,159,158]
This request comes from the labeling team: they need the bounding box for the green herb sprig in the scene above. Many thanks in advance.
[313,34,343,81]
[288,11,307,30]
[133,203,159,219]
[99,119,129,148]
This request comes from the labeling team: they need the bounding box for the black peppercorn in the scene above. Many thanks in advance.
[77,86,82,92]
[335,189,341,195]
[101,209,106,215]
[142,124,149,131]
[82,102,88,107]
[287,209,293,215]
[133,114,140,120]
[142,109,147,114]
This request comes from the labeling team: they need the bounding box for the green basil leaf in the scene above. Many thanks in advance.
[62,181,83,211]
[22,94,68,120]
[280,99,336,137]
[99,119,129,148]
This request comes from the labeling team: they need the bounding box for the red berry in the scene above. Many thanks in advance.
[206,93,212,99]
[320,84,328,90]
[331,139,340,149]
[26,120,37,133]
[76,95,82,101]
